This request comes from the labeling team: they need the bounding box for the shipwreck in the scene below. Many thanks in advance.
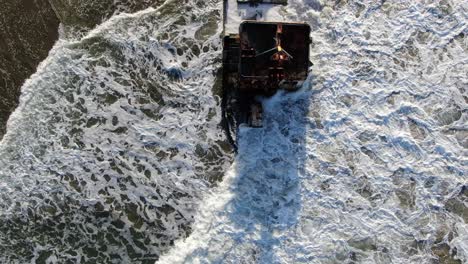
[222,0,311,147]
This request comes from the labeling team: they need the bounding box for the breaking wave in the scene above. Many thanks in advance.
[159,0,467,263]
[0,0,466,263]
[0,0,232,263]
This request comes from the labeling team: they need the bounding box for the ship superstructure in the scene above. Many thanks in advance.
[222,0,311,147]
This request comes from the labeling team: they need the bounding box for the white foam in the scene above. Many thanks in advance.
[0,0,466,263]
[225,0,288,34]
[159,0,468,263]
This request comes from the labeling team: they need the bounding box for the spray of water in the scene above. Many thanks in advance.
[0,0,466,263]
[0,0,232,262]
[159,0,467,263]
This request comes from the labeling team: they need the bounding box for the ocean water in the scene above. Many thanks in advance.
[1,0,467,263]
[160,0,467,263]
[0,0,231,263]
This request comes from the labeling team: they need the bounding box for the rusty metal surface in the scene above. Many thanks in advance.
[239,21,310,93]
[222,20,310,133]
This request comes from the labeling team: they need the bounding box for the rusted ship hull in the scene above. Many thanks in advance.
[221,0,311,149]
